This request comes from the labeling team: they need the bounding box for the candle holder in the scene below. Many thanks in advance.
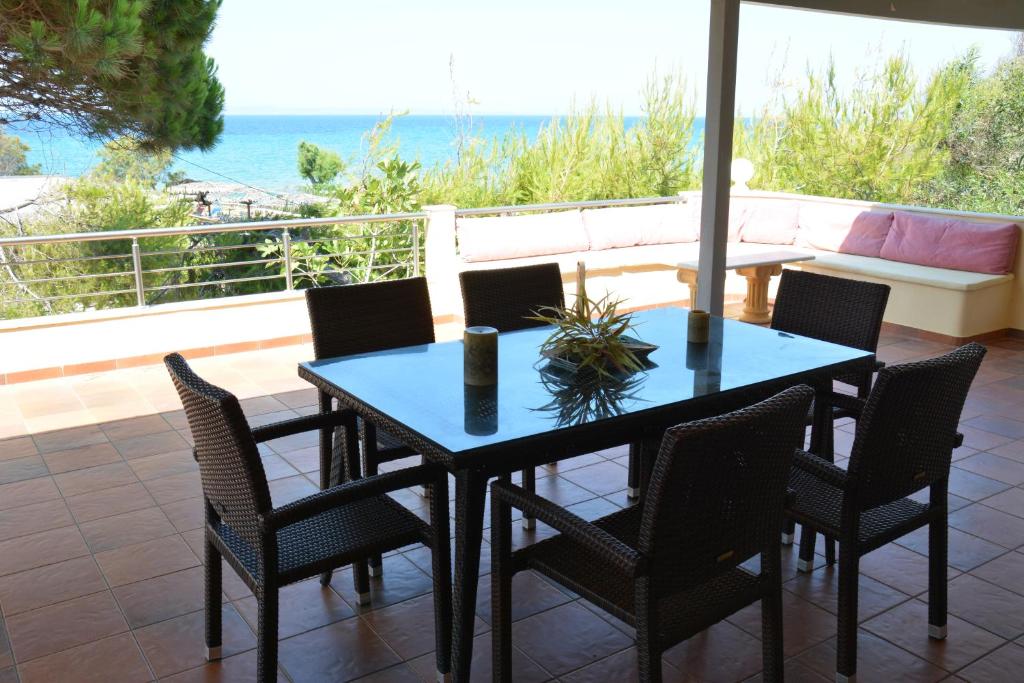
[464,383,499,435]
[464,326,498,386]
[687,309,710,343]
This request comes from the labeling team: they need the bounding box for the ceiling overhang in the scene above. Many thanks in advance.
[744,1,1024,31]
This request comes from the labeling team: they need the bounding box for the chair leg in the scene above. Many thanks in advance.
[204,537,222,661]
[627,441,641,501]
[353,558,372,606]
[429,475,453,681]
[928,515,948,640]
[491,483,514,683]
[760,551,785,682]
[256,584,279,683]
[521,467,536,530]
[782,518,796,545]
[797,524,816,573]
[635,591,662,683]
[836,544,860,682]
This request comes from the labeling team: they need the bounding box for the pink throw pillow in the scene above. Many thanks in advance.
[880,211,1020,275]
[799,204,893,256]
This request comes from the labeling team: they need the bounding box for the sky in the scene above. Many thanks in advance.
[207,0,1020,116]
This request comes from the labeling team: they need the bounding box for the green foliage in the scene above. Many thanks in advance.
[917,54,1024,215]
[735,53,973,203]
[0,0,225,151]
[90,137,176,188]
[297,141,344,187]
[0,126,40,175]
[421,71,700,207]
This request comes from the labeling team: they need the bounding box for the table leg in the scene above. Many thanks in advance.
[676,268,699,307]
[736,264,782,324]
[799,375,836,572]
[451,469,488,682]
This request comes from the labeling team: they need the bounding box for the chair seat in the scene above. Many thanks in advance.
[215,495,426,584]
[788,467,931,550]
[520,506,764,645]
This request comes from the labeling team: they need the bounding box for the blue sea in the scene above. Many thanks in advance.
[10,114,694,193]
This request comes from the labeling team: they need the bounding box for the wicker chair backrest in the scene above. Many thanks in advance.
[771,269,890,354]
[460,263,565,332]
[164,353,271,548]
[847,342,985,510]
[638,384,814,588]
[305,277,435,360]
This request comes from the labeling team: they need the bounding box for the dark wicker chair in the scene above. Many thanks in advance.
[459,263,565,527]
[771,269,890,562]
[305,277,435,578]
[784,343,985,683]
[491,385,815,683]
[164,353,452,683]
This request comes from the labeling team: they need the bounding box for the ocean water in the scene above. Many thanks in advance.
[9,114,692,193]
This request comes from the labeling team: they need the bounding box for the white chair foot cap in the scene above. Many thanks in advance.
[357,591,372,606]
[206,646,222,661]
[421,485,431,499]
[836,673,855,683]
[929,624,948,640]
[781,532,794,545]
[368,564,383,578]
[522,518,536,531]
[796,558,814,573]
[627,487,640,500]
[436,669,452,682]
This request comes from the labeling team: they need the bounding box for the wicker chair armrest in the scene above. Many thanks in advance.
[264,463,444,530]
[830,391,866,417]
[251,409,356,443]
[491,481,644,576]
[793,449,850,490]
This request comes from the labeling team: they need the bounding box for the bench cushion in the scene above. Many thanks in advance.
[582,203,698,250]
[880,211,1020,275]
[798,204,893,257]
[796,250,1013,292]
[738,199,800,245]
[457,210,590,262]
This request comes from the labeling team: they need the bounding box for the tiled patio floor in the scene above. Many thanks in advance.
[2,330,1024,681]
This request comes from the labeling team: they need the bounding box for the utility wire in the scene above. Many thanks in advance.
[168,152,292,200]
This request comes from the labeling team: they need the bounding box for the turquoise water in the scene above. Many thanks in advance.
[11,114,694,193]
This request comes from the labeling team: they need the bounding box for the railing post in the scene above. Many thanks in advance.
[131,238,145,306]
[282,229,294,291]
[412,222,421,277]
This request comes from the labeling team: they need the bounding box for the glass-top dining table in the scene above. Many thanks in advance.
[299,306,875,681]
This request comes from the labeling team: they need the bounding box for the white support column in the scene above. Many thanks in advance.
[422,204,460,320]
[696,0,742,316]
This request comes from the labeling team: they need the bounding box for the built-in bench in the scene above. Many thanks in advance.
[424,191,1023,342]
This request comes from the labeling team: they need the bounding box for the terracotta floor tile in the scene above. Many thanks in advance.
[510,601,631,676]
[128,449,197,481]
[235,579,354,640]
[988,438,1024,464]
[331,554,434,611]
[947,468,1012,501]
[99,414,173,441]
[53,461,138,497]
[0,457,48,486]
[30,425,107,454]
[557,461,630,497]
[134,605,255,678]
[0,437,37,462]
[113,430,190,460]
[795,631,946,682]
[0,477,60,512]
[6,591,127,663]
[860,543,959,596]
[267,475,318,507]
[40,442,122,475]
[143,471,202,506]
[278,446,319,474]
[0,668,13,683]
[260,454,300,481]
[0,615,11,669]
[896,526,1007,573]
[160,648,288,683]
[264,429,319,456]
[949,503,1024,549]
[113,565,206,629]
[661,619,765,682]
[784,567,913,621]
[0,556,106,616]
[957,425,1016,452]
[238,395,290,417]
[944,574,1024,639]
[273,388,318,410]
[728,590,836,657]
[161,497,205,533]
[0,526,89,577]
[473,571,573,625]
[95,534,199,587]
[66,482,156,523]
[979,487,1024,519]
[957,641,1024,682]
[971,551,1024,597]
[411,632,550,682]
[955,453,1024,487]
[863,599,1006,672]
[0,498,73,542]
[362,592,484,662]
[277,617,401,683]
[16,632,152,683]
[80,505,177,553]
[962,415,1024,440]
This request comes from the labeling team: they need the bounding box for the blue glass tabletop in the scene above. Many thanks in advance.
[300,307,873,457]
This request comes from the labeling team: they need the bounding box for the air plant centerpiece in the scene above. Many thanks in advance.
[531,262,656,378]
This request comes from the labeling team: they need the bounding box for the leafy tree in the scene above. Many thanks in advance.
[297,141,344,187]
[0,126,40,175]
[0,0,225,151]
[90,136,175,187]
